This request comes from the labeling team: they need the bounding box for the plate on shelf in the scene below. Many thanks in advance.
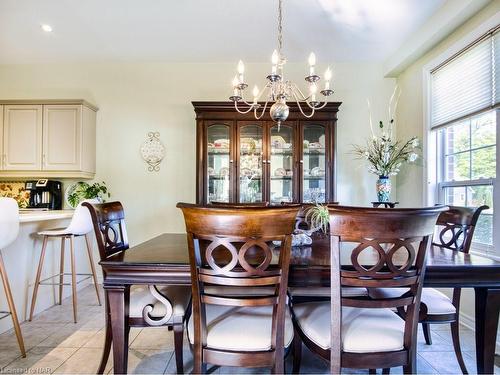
[219,167,229,176]
[240,168,252,177]
[214,139,229,148]
[208,167,215,176]
[274,167,286,177]
[310,167,325,177]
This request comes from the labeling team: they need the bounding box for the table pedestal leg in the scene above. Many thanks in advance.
[106,285,130,375]
[474,288,500,374]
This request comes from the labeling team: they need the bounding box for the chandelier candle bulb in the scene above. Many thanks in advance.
[308,53,316,75]
[252,85,259,104]
[271,50,279,74]
[237,60,245,83]
[324,67,332,90]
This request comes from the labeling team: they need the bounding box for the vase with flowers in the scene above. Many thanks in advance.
[352,88,420,202]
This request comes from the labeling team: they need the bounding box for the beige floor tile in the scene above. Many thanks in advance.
[0,346,22,368]
[53,347,104,374]
[4,346,78,374]
[0,322,67,350]
[127,348,172,374]
[37,325,99,348]
[130,327,174,350]
[84,327,141,349]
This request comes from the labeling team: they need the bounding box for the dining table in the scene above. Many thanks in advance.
[100,233,500,374]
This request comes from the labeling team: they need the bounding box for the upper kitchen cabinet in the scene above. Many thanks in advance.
[2,105,43,171]
[193,101,341,205]
[0,100,98,179]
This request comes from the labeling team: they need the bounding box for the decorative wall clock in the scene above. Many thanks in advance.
[140,132,165,172]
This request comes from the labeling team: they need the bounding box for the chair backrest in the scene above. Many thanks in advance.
[82,201,129,261]
[65,198,100,235]
[328,205,447,358]
[0,198,19,249]
[177,202,300,354]
[433,205,489,253]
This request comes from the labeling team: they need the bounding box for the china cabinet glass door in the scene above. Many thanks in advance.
[270,124,294,204]
[302,124,326,203]
[207,124,231,203]
[238,123,264,203]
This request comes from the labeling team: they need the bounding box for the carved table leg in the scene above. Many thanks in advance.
[106,285,130,375]
[474,288,500,374]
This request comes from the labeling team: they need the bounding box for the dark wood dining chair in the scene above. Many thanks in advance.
[83,201,191,374]
[177,203,300,374]
[421,205,489,373]
[291,205,447,374]
[369,205,488,374]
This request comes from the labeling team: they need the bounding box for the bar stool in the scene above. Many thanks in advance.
[0,198,26,357]
[29,199,101,323]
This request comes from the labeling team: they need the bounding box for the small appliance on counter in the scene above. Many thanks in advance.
[25,180,63,210]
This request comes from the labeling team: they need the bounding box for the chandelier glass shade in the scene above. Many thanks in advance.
[228,0,334,128]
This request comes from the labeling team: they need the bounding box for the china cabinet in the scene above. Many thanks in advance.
[193,101,341,204]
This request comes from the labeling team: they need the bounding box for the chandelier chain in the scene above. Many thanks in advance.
[277,0,283,56]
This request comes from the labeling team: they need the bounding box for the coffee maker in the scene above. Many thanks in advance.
[25,180,63,210]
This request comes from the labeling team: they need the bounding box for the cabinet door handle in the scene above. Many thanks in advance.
[229,159,234,163]
[299,160,304,164]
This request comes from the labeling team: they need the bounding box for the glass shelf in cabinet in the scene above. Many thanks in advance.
[303,149,326,155]
[303,176,325,180]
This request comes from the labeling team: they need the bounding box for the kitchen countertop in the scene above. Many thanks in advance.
[19,210,74,223]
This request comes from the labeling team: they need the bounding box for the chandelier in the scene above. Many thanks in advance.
[229,0,334,129]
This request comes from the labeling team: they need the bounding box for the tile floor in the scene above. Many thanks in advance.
[0,286,498,374]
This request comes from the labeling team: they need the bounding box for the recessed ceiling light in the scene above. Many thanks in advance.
[41,24,53,33]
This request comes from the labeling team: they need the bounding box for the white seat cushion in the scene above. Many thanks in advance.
[129,285,190,320]
[368,287,456,315]
[421,288,456,315]
[293,301,405,353]
[289,287,368,298]
[187,304,294,351]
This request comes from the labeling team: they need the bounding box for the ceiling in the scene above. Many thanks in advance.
[0,0,451,64]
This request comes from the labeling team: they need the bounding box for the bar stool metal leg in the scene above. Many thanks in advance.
[59,237,65,305]
[69,236,77,323]
[85,234,102,306]
[0,250,26,357]
[29,235,48,321]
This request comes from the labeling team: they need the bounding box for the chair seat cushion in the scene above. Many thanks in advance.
[129,285,191,320]
[293,301,405,353]
[289,287,368,298]
[187,304,294,352]
[38,228,73,236]
[368,287,456,315]
[421,288,456,315]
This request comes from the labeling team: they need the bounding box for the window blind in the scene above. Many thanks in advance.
[430,27,499,129]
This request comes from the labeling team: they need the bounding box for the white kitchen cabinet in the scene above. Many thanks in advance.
[0,105,3,170]
[43,105,82,171]
[2,105,43,171]
[0,100,97,179]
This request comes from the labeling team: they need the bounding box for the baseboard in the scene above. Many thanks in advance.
[459,311,500,353]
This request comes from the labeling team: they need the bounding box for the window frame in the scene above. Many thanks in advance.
[423,14,500,259]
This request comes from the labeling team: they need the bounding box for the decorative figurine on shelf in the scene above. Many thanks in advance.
[352,87,420,202]
[140,132,165,172]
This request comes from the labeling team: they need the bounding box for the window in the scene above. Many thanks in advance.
[437,111,496,248]
[430,26,499,255]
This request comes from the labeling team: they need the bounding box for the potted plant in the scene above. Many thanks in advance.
[66,181,111,208]
[352,88,420,202]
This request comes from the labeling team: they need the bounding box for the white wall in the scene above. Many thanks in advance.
[395,1,500,338]
[0,62,395,245]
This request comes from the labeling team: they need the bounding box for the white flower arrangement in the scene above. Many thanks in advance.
[352,87,420,177]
